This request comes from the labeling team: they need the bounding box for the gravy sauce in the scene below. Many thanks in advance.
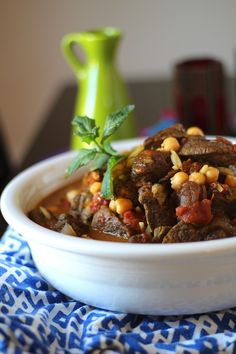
[37,181,128,242]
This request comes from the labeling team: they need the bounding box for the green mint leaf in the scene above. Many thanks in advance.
[66,105,135,183]
[103,141,118,156]
[72,116,99,144]
[91,153,109,171]
[65,149,97,177]
[101,156,124,199]
[101,104,135,143]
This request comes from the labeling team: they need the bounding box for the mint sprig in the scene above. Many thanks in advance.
[72,116,99,144]
[101,105,135,143]
[66,104,135,199]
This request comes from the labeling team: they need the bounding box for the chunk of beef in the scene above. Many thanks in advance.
[144,124,186,149]
[230,218,236,235]
[131,150,172,187]
[179,136,236,166]
[151,183,168,206]
[128,233,151,243]
[158,169,176,183]
[72,191,93,223]
[53,213,89,236]
[204,230,229,241]
[138,183,176,231]
[177,181,206,206]
[152,226,172,243]
[181,160,204,174]
[114,178,138,205]
[162,221,203,243]
[163,214,234,243]
[202,214,234,240]
[211,190,229,214]
[91,206,130,239]
[211,186,236,216]
[227,188,236,216]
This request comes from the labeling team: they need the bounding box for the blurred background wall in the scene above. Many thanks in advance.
[1,0,236,167]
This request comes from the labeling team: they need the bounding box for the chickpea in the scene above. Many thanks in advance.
[205,167,219,183]
[90,171,101,181]
[89,182,102,194]
[170,171,189,190]
[161,137,180,152]
[189,172,206,185]
[186,126,204,136]
[225,175,236,188]
[115,198,133,215]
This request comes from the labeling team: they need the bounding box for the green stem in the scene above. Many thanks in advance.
[94,139,107,155]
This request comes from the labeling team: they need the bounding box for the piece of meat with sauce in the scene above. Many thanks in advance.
[201,214,234,241]
[177,181,206,206]
[72,191,93,223]
[53,213,89,236]
[152,226,172,243]
[162,221,203,243]
[179,136,236,166]
[91,206,130,239]
[163,213,234,243]
[211,189,230,214]
[181,160,205,174]
[114,177,138,205]
[144,123,186,149]
[191,213,234,241]
[176,181,212,225]
[138,183,176,231]
[227,188,236,216]
[210,185,236,216]
[128,233,151,243]
[131,149,172,187]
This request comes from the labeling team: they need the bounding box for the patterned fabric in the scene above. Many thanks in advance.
[1,228,236,353]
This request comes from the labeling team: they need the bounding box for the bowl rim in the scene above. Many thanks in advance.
[2,137,236,259]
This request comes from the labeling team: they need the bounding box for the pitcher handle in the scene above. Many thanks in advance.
[61,33,85,77]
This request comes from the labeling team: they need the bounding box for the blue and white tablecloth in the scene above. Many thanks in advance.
[1,228,236,353]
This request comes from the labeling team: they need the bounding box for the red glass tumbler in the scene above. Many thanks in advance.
[174,58,228,135]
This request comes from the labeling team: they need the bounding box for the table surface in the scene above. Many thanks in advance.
[2,227,236,353]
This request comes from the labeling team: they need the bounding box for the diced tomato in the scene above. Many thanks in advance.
[176,199,213,225]
[123,210,144,233]
[90,192,109,213]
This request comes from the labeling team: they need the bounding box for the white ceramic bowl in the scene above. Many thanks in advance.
[2,138,236,316]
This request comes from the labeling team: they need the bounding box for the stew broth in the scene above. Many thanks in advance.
[36,180,128,242]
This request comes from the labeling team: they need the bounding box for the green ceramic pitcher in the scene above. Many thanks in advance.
[61,27,136,149]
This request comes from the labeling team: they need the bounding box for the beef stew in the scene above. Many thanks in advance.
[29,124,236,243]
